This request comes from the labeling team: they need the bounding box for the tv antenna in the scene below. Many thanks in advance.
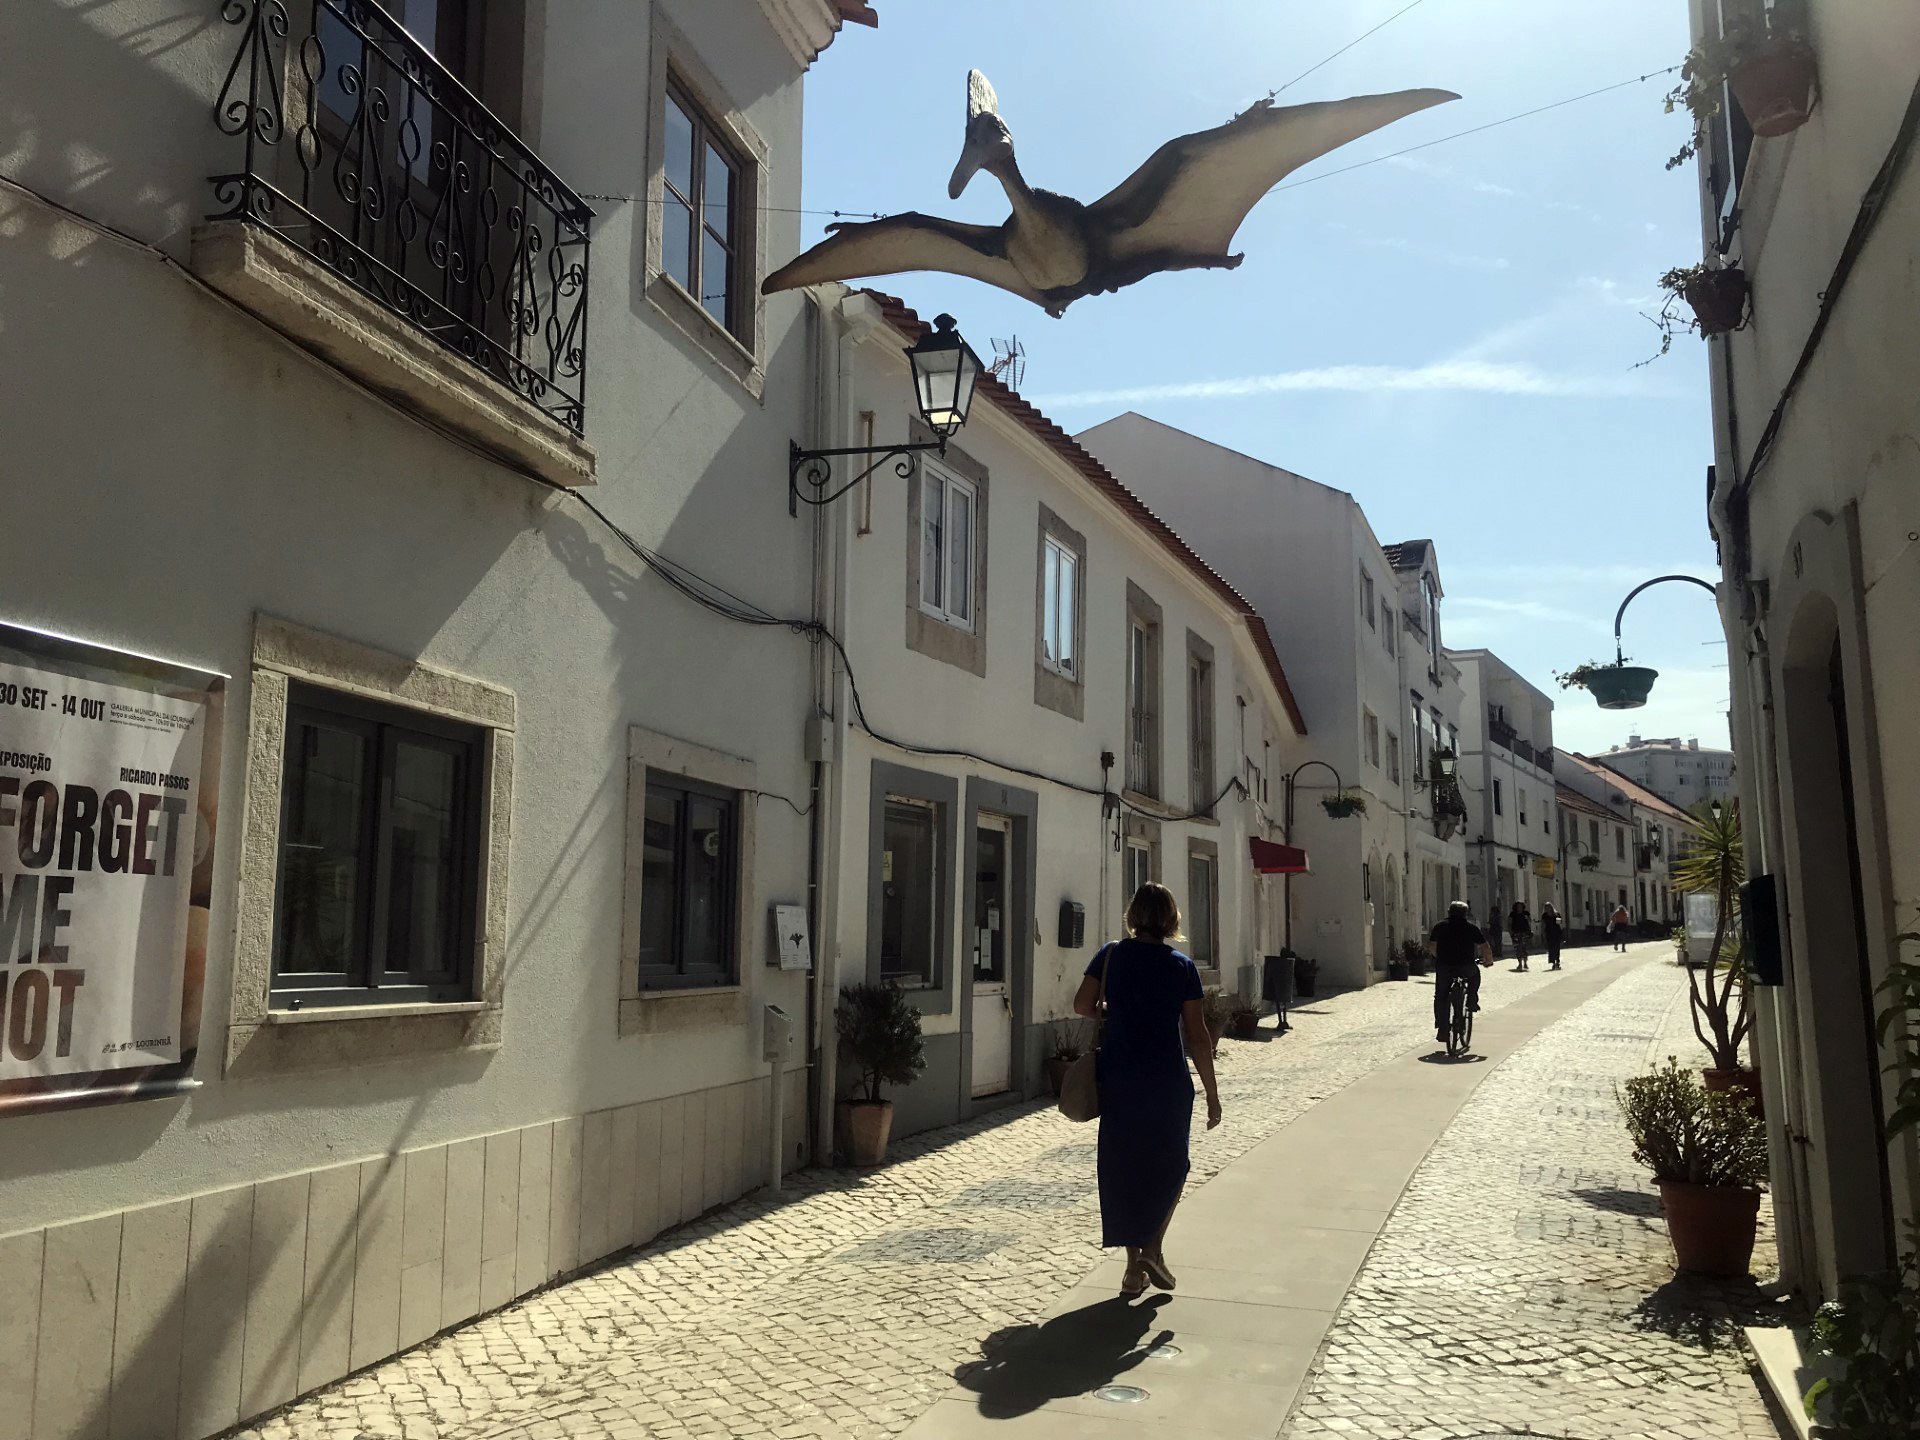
[989,336,1027,392]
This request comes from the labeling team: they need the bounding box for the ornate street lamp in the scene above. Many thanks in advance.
[788,313,985,513]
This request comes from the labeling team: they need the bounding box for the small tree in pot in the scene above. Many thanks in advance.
[1671,801,1755,1103]
[1619,1057,1768,1275]
[836,982,926,1166]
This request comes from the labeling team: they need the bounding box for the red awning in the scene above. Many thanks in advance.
[1249,837,1310,874]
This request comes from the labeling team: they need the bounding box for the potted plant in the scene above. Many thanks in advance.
[1401,938,1430,978]
[1618,1057,1768,1275]
[1321,791,1367,819]
[1225,996,1262,1040]
[1200,987,1229,1053]
[1579,853,1602,871]
[1555,657,1659,711]
[1386,954,1409,982]
[1671,925,1690,965]
[1641,265,1750,363]
[1291,951,1319,998]
[835,982,926,1167]
[1672,801,1758,1107]
[1044,1021,1083,1096]
[1666,8,1817,169]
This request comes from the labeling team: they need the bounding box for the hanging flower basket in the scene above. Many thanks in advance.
[1556,660,1660,711]
[1730,37,1818,138]
[1579,854,1602,871]
[1681,267,1749,337]
[1321,793,1367,819]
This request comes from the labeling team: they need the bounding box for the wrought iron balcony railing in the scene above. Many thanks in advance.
[212,0,591,434]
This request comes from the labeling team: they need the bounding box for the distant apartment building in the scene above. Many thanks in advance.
[1554,751,1698,931]
[1449,651,1556,923]
[1592,735,1735,814]
[1077,414,1467,989]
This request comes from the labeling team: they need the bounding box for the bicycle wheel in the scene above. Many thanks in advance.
[1447,982,1470,1057]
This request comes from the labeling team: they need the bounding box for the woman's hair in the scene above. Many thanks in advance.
[1126,882,1183,942]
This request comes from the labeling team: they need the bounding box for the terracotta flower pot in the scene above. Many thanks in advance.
[1730,39,1818,139]
[1044,1056,1075,1095]
[1703,1066,1764,1118]
[1657,1179,1761,1276]
[1681,269,1749,337]
[841,1099,893,1167]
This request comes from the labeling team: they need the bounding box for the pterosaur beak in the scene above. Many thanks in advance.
[948,135,990,199]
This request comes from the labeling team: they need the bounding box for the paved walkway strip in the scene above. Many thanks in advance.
[239,945,1766,1440]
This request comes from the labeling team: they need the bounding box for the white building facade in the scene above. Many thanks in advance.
[1449,650,1557,926]
[1686,0,1920,1307]
[813,296,1307,1139]
[1554,751,1696,935]
[1076,414,1465,990]
[0,3,877,1436]
[1591,735,1735,814]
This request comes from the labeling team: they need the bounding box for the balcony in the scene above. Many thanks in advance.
[205,0,594,484]
[1488,714,1517,752]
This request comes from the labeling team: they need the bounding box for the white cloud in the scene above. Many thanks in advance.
[1383,154,1517,198]
[1357,233,1511,272]
[1447,596,1609,631]
[1031,360,1674,409]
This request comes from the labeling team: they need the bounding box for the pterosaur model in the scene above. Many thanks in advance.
[763,71,1458,317]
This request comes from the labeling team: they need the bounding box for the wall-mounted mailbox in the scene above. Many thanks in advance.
[1058,900,1085,949]
[762,1003,793,1063]
[1742,874,1783,986]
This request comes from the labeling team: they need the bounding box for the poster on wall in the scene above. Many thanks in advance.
[0,621,225,1116]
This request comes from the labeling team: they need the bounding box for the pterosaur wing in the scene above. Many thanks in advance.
[1088,89,1458,262]
[761,213,1045,306]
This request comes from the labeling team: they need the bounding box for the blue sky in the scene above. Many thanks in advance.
[800,0,1729,755]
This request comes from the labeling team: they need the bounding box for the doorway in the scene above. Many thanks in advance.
[970,814,1014,1098]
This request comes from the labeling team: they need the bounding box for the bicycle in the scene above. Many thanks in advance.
[1445,970,1474,1057]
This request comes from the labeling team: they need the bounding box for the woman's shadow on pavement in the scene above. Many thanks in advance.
[954,1295,1174,1418]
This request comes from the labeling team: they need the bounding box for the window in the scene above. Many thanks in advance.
[1589,818,1601,853]
[919,460,976,628]
[635,775,738,990]
[1494,779,1504,816]
[1187,640,1215,812]
[1125,839,1152,897]
[1040,535,1078,677]
[1518,788,1527,827]
[1386,732,1400,786]
[1447,724,1459,757]
[1360,567,1376,628]
[1187,852,1216,969]
[1363,709,1380,768]
[1381,600,1396,654]
[272,683,484,1006]
[1616,826,1627,860]
[1423,574,1442,674]
[1410,694,1426,780]
[663,81,746,338]
[1126,604,1161,796]
[880,799,940,987]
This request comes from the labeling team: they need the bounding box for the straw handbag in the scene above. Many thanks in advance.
[1057,943,1110,1123]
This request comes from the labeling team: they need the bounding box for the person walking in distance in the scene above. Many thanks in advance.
[1608,901,1633,951]
[1541,903,1565,970]
[1074,883,1223,1299]
[1508,900,1534,972]
[1485,905,1504,964]
[1427,900,1495,1043]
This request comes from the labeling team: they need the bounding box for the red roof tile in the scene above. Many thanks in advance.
[866,289,1308,738]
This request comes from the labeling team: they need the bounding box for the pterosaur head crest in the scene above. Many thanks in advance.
[951,69,1014,198]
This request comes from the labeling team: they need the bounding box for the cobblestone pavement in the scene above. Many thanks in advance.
[1283,951,1783,1440]
[241,951,1595,1440]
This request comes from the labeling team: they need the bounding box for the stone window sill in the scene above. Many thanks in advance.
[620,984,747,1037]
[190,221,596,489]
[227,1002,502,1078]
[647,272,766,401]
[262,999,492,1026]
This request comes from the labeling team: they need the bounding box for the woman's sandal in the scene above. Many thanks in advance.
[1140,1253,1177,1291]
[1120,1265,1148,1298]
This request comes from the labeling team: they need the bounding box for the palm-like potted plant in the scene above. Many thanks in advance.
[1556,656,1659,711]
[1666,8,1817,169]
[836,982,926,1166]
[1619,1057,1769,1275]
[1671,802,1756,1106]
[1044,1021,1084,1095]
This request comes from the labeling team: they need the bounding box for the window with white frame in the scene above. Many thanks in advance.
[1363,708,1380,768]
[1381,599,1396,654]
[1187,640,1215,813]
[1040,534,1078,676]
[919,459,976,629]
[1410,693,1426,779]
[1187,850,1216,969]
[1386,731,1400,786]
[1360,567,1376,628]
[1125,838,1152,897]
[1125,600,1161,797]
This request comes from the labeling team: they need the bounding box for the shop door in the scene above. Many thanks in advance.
[970,815,1013,1098]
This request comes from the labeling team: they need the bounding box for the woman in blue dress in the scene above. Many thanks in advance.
[1073,883,1224,1297]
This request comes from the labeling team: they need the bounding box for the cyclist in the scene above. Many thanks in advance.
[1428,900,1495,1043]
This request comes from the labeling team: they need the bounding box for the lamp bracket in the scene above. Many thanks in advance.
[788,439,947,515]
